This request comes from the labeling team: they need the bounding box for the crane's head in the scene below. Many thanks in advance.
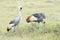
[18,6,22,11]
[26,16,31,23]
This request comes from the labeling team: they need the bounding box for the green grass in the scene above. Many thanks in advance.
[0,0,60,40]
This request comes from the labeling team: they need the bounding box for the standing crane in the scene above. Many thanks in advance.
[7,6,22,32]
[26,13,46,24]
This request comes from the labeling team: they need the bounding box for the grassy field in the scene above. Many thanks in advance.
[0,0,60,40]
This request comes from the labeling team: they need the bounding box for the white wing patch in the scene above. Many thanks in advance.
[30,16,37,21]
[8,24,14,29]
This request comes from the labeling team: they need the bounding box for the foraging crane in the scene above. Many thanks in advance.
[26,13,46,24]
[7,6,22,32]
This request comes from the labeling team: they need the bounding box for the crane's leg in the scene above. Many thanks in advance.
[42,21,46,27]
[11,26,16,32]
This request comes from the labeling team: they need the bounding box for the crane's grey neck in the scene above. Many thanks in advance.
[17,10,22,20]
[17,7,22,19]
[18,11,22,17]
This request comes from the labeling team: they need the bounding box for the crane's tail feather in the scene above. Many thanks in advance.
[7,24,14,32]
[7,27,15,32]
[7,27,11,32]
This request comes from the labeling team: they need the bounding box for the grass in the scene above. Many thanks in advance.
[0,0,60,40]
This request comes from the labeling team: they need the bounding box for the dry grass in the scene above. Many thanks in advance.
[0,0,60,40]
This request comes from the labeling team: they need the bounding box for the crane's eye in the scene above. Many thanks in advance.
[20,7,22,10]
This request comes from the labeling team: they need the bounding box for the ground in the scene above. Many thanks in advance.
[0,0,60,40]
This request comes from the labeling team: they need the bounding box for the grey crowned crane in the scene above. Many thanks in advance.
[26,13,46,24]
[7,6,22,32]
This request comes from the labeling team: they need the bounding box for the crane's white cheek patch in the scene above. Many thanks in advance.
[30,16,37,21]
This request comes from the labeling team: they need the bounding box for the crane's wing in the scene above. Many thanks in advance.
[32,13,41,19]
[40,13,46,19]
[9,19,15,24]
[32,13,46,19]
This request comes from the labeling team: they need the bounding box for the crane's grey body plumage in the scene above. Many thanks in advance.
[9,16,20,26]
[32,13,45,19]
[32,13,46,23]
